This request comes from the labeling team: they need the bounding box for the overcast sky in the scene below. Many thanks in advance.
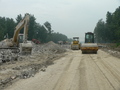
[0,0,119,41]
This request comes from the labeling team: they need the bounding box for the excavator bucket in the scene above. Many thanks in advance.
[19,41,32,55]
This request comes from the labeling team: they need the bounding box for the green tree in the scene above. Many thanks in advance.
[44,21,52,34]
[39,25,48,43]
[16,14,22,24]
[112,6,120,42]
[5,18,16,38]
[51,32,68,43]
[94,6,120,43]
[0,25,4,41]
[94,19,106,43]
[28,14,36,40]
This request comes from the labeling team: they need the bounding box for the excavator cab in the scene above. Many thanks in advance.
[16,34,32,55]
[18,34,24,43]
[18,34,32,55]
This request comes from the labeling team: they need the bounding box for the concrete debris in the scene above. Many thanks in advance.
[41,68,46,72]
[10,76,17,80]
[0,49,19,63]
[0,41,67,89]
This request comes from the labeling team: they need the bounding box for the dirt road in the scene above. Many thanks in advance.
[5,50,120,90]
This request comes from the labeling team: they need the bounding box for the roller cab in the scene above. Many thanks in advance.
[81,32,98,54]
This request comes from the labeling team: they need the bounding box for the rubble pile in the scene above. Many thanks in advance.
[0,41,67,89]
[0,49,19,63]
[32,41,66,54]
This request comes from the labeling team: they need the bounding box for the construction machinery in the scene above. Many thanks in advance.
[32,39,40,44]
[71,37,80,50]
[0,13,32,55]
[81,32,98,54]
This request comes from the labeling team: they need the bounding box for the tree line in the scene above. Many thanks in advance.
[0,14,71,43]
[94,6,120,43]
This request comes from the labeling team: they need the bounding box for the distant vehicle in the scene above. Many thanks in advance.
[71,37,80,50]
[32,39,40,44]
[58,41,63,45]
[81,32,98,54]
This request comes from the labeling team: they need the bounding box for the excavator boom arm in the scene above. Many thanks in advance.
[12,14,30,45]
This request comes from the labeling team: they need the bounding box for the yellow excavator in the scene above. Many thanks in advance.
[81,32,98,54]
[0,13,32,54]
[71,37,80,50]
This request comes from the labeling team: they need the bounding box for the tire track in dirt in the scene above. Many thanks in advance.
[68,54,87,90]
[88,54,115,90]
[93,56,120,90]
[78,55,88,90]
[53,51,82,90]
[89,50,120,90]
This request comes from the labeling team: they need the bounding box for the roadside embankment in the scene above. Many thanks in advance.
[99,43,120,58]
